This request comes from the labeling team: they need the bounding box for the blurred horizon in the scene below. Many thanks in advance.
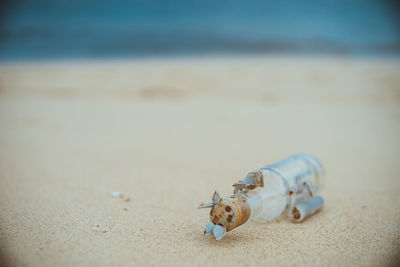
[1,0,400,61]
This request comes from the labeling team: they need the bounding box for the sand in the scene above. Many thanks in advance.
[0,56,399,266]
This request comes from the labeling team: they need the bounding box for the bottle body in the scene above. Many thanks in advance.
[243,153,324,222]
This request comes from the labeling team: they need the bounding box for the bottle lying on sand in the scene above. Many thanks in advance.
[198,153,325,240]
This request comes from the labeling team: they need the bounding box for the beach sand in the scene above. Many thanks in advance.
[0,56,399,266]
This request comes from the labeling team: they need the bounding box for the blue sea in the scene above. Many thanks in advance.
[0,0,399,60]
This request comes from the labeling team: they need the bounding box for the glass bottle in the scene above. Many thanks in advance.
[199,153,325,240]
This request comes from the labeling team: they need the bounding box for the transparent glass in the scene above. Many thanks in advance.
[240,153,324,222]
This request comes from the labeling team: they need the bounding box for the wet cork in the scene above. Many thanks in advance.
[210,196,250,232]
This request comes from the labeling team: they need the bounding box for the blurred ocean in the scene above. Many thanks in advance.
[0,0,399,60]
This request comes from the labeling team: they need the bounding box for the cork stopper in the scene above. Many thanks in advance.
[209,195,250,232]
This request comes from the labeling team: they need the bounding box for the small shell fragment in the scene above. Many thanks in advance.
[198,202,214,209]
[212,225,226,240]
[198,190,222,209]
[204,222,214,236]
[233,169,264,194]
[212,191,221,204]
[111,192,123,198]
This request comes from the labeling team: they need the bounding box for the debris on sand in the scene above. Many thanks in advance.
[92,224,108,233]
[111,192,132,202]
[111,192,123,198]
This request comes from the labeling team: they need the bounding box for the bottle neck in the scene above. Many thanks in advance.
[238,185,290,222]
[239,193,263,219]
